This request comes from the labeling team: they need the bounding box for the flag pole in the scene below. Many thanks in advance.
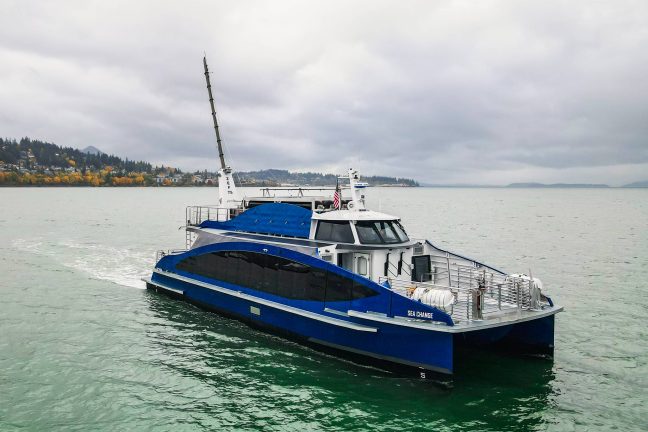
[334,175,341,209]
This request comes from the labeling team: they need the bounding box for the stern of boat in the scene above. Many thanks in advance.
[454,311,556,355]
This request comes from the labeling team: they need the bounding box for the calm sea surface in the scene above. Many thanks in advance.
[1,187,646,431]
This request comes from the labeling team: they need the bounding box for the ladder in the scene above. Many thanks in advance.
[185,229,195,250]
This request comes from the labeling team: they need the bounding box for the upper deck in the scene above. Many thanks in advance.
[245,187,351,210]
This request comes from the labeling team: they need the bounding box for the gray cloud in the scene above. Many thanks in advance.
[1,0,647,185]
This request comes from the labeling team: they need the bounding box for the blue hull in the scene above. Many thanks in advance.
[147,241,557,377]
[147,273,454,376]
[455,315,555,355]
[147,271,556,377]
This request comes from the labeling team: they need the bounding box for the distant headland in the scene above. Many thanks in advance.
[421,182,647,188]
[0,137,418,187]
[505,182,611,188]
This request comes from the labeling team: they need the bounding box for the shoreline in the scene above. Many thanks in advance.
[0,184,419,188]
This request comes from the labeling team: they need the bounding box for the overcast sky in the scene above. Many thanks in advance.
[1,1,647,185]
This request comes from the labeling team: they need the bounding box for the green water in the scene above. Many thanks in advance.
[1,187,646,431]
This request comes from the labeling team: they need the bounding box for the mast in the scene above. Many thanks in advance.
[203,56,227,170]
[202,55,240,208]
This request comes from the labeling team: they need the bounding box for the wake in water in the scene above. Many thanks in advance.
[12,238,153,289]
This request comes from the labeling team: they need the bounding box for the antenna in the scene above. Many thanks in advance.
[203,56,227,170]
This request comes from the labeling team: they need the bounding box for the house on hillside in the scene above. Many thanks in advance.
[155,174,167,184]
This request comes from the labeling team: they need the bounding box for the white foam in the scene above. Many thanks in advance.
[12,238,151,289]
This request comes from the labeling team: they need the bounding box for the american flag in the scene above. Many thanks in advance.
[333,180,341,209]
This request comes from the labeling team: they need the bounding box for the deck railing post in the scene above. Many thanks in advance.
[498,285,502,310]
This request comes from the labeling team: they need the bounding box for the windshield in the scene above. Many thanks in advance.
[315,220,355,243]
[355,220,409,244]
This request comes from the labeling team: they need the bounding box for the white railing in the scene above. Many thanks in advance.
[156,249,186,263]
[186,205,235,226]
[381,268,547,323]
[260,187,335,198]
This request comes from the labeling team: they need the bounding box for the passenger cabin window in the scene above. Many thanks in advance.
[357,256,368,276]
[175,251,378,302]
[355,220,409,244]
[315,221,355,243]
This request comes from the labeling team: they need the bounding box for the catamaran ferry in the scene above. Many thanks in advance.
[144,57,562,377]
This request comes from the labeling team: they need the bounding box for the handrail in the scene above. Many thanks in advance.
[381,271,547,323]
[260,187,336,198]
[156,249,186,262]
[186,205,242,227]
[410,238,507,275]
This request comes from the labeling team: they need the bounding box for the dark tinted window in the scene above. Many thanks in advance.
[227,251,248,286]
[412,255,431,282]
[355,221,409,244]
[247,252,265,291]
[175,251,377,301]
[352,280,377,300]
[307,269,327,301]
[263,255,278,295]
[355,223,382,244]
[392,221,409,242]
[277,261,307,298]
[315,221,355,243]
[326,271,352,302]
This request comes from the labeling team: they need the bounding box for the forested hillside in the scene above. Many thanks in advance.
[0,137,418,187]
[0,137,152,173]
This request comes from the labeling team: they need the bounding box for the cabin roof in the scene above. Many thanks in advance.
[311,209,398,221]
[199,202,312,238]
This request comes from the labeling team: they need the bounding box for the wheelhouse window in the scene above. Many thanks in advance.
[175,250,378,302]
[391,221,409,242]
[315,221,355,243]
[355,220,409,244]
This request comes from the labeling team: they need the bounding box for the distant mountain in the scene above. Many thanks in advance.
[622,180,648,188]
[506,182,610,188]
[82,146,104,155]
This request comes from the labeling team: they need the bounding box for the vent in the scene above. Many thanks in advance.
[413,243,424,255]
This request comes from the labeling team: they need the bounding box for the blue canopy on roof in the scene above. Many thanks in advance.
[199,203,313,238]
